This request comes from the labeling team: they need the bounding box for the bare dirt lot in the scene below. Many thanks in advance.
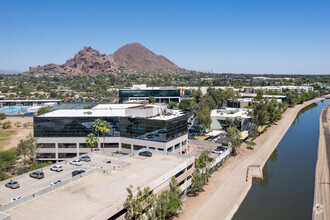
[0,116,33,151]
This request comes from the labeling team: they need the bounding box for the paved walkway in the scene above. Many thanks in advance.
[313,104,330,220]
[176,98,324,220]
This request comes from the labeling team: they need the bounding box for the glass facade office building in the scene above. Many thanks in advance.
[119,89,181,103]
[34,115,187,143]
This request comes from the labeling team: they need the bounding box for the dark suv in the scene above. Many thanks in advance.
[30,171,44,179]
[72,170,85,177]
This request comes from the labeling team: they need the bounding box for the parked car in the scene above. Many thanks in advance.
[5,181,20,189]
[106,161,111,164]
[217,146,227,151]
[30,171,44,179]
[11,196,22,202]
[138,151,152,157]
[72,170,85,177]
[50,165,63,172]
[212,149,224,154]
[70,159,82,166]
[158,129,166,134]
[80,155,91,162]
[50,180,62,186]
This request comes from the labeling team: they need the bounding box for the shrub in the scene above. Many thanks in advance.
[0,171,10,181]
[2,120,11,129]
[222,142,229,146]
[30,161,53,171]
[0,113,6,120]
[17,167,30,175]
[14,121,22,127]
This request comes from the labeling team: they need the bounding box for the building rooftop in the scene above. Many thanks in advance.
[0,99,61,102]
[121,84,178,90]
[36,104,186,120]
[1,152,194,220]
[211,108,251,119]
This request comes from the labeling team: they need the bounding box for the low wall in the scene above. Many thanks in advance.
[0,168,102,212]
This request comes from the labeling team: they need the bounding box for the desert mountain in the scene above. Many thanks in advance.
[28,43,182,75]
[114,43,180,74]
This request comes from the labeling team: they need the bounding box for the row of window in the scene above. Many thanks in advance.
[38,143,120,148]
[34,115,187,143]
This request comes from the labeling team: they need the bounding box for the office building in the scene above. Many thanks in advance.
[119,84,181,103]
[34,104,188,161]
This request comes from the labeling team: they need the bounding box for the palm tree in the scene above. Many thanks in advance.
[93,119,102,149]
[99,121,110,152]
[86,133,98,152]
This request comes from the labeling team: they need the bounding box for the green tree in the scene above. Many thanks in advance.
[0,148,17,172]
[154,177,182,219]
[196,104,211,129]
[169,101,178,109]
[226,126,242,155]
[268,98,282,123]
[178,99,193,110]
[189,101,199,115]
[251,99,269,126]
[255,89,264,100]
[124,186,155,220]
[286,91,298,106]
[0,113,6,120]
[37,107,51,115]
[99,121,110,151]
[149,95,156,103]
[248,125,259,139]
[17,134,36,164]
[93,119,102,148]
[192,88,203,103]
[86,133,98,152]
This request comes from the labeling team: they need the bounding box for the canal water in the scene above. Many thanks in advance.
[233,100,329,220]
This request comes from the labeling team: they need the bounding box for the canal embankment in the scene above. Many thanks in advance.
[176,97,325,220]
[313,104,330,220]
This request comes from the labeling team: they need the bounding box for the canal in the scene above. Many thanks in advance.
[233,100,329,220]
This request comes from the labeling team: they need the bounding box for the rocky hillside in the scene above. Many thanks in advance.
[28,43,182,75]
[114,43,180,74]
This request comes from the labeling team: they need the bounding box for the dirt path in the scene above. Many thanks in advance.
[176,98,324,220]
[313,104,330,220]
[0,116,33,151]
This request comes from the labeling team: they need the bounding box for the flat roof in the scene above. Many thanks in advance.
[0,100,61,102]
[211,108,251,118]
[3,153,193,220]
[37,104,186,120]
[92,104,142,110]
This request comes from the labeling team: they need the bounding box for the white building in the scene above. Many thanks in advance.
[211,108,252,131]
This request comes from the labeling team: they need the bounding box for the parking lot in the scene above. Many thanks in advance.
[0,161,95,206]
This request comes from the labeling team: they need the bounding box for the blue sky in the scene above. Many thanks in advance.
[0,0,329,74]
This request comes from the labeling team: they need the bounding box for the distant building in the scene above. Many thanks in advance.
[211,108,252,131]
[0,99,61,107]
[119,84,181,103]
[34,104,188,161]
[243,86,313,94]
